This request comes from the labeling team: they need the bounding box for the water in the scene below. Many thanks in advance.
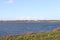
[0,22,60,36]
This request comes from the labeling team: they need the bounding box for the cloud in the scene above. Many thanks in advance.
[56,8,60,10]
[7,0,13,4]
[20,16,45,20]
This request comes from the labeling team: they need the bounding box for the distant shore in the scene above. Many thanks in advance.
[0,20,60,22]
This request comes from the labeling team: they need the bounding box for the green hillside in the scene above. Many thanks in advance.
[0,31,60,40]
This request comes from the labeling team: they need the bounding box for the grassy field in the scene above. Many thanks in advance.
[0,31,60,40]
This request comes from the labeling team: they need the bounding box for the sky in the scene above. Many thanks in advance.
[0,0,60,20]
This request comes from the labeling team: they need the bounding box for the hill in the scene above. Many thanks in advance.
[0,31,60,40]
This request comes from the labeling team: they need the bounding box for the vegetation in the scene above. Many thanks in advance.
[0,31,60,40]
[0,20,60,22]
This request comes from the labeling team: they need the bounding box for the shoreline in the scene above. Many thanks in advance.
[0,20,60,22]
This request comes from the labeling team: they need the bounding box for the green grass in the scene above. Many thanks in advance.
[0,31,60,40]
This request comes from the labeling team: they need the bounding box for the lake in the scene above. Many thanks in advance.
[0,22,60,36]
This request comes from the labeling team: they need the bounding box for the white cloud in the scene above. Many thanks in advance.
[20,16,45,20]
[7,0,13,4]
[56,8,60,10]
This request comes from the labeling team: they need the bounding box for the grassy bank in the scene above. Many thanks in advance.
[0,31,60,40]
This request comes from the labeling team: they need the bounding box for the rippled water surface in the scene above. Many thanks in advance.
[0,22,60,36]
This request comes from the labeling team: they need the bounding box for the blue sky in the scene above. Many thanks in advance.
[0,0,60,20]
